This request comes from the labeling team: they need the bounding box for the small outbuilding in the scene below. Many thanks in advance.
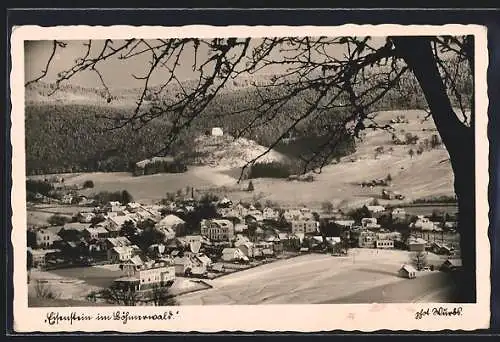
[398,264,417,279]
[211,127,224,136]
[441,258,463,272]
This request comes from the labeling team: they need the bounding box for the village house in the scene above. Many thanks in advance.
[201,219,235,242]
[105,201,126,213]
[122,254,145,268]
[27,248,45,268]
[126,202,142,213]
[431,223,443,232]
[234,233,251,244]
[443,221,458,231]
[235,238,255,258]
[195,253,213,269]
[234,223,248,233]
[155,214,186,238]
[333,220,355,229]
[105,236,133,249]
[377,231,402,245]
[220,207,241,219]
[217,197,233,208]
[221,248,249,262]
[244,214,259,226]
[365,205,386,216]
[114,259,176,292]
[375,239,394,249]
[147,204,165,214]
[77,196,95,206]
[262,207,279,221]
[80,239,107,259]
[234,203,249,218]
[358,230,377,248]
[253,241,275,258]
[82,226,109,241]
[173,254,208,277]
[77,211,96,223]
[391,208,407,221]
[247,211,264,222]
[27,248,59,269]
[107,246,135,263]
[431,242,453,255]
[35,229,61,248]
[52,240,80,260]
[58,222,91,242]
[325,236,342,245]
[324,236,343,253]
[279,233,301,251]
[185,254,210,277]
[133,209,154,222]
[147,244,166,258]
[410,216,437,231]
[265,235,283,254]
[103,215,137,237]
[291,220,319,235]
[408,237,427,252]
[61,194,74,205]
[441,258,463,272]
[306,236,326,250]
[283,209,303,222]
[398,264,417,279]
[361,217,381,230]
[183,235,208,246]
[156,227,177,242]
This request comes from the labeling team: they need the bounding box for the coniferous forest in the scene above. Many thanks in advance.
[25,63,472,176]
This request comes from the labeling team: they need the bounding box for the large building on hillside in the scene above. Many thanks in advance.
[358,230,377,248]
[291,220,319,235]
[114,259,176,291]
[200,219,235,241]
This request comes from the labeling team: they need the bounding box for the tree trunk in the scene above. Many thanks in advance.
[393,37,476,302]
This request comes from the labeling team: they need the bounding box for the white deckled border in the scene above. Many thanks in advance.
[10,24,490,332]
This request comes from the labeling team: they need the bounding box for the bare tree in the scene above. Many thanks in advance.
[101,287,139,306]
[27,35,475,302]
[34,281,58,299]
[151,285,178,306]
[410,251,428,271]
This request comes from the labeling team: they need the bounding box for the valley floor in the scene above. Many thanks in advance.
[176,249,455,305]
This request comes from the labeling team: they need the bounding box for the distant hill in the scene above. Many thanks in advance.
[25,77,359,175]
[190,134,289,168]
[25,74,277,107]
[24,67,469,176]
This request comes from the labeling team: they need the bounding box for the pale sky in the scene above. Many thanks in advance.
[25,37,387,89]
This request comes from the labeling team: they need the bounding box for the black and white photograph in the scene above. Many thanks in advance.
[10,24,490,332]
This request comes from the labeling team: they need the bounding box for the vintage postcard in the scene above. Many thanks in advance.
[10,24,490,332]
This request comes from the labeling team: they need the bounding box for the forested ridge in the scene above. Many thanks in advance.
[25,64,471,175]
